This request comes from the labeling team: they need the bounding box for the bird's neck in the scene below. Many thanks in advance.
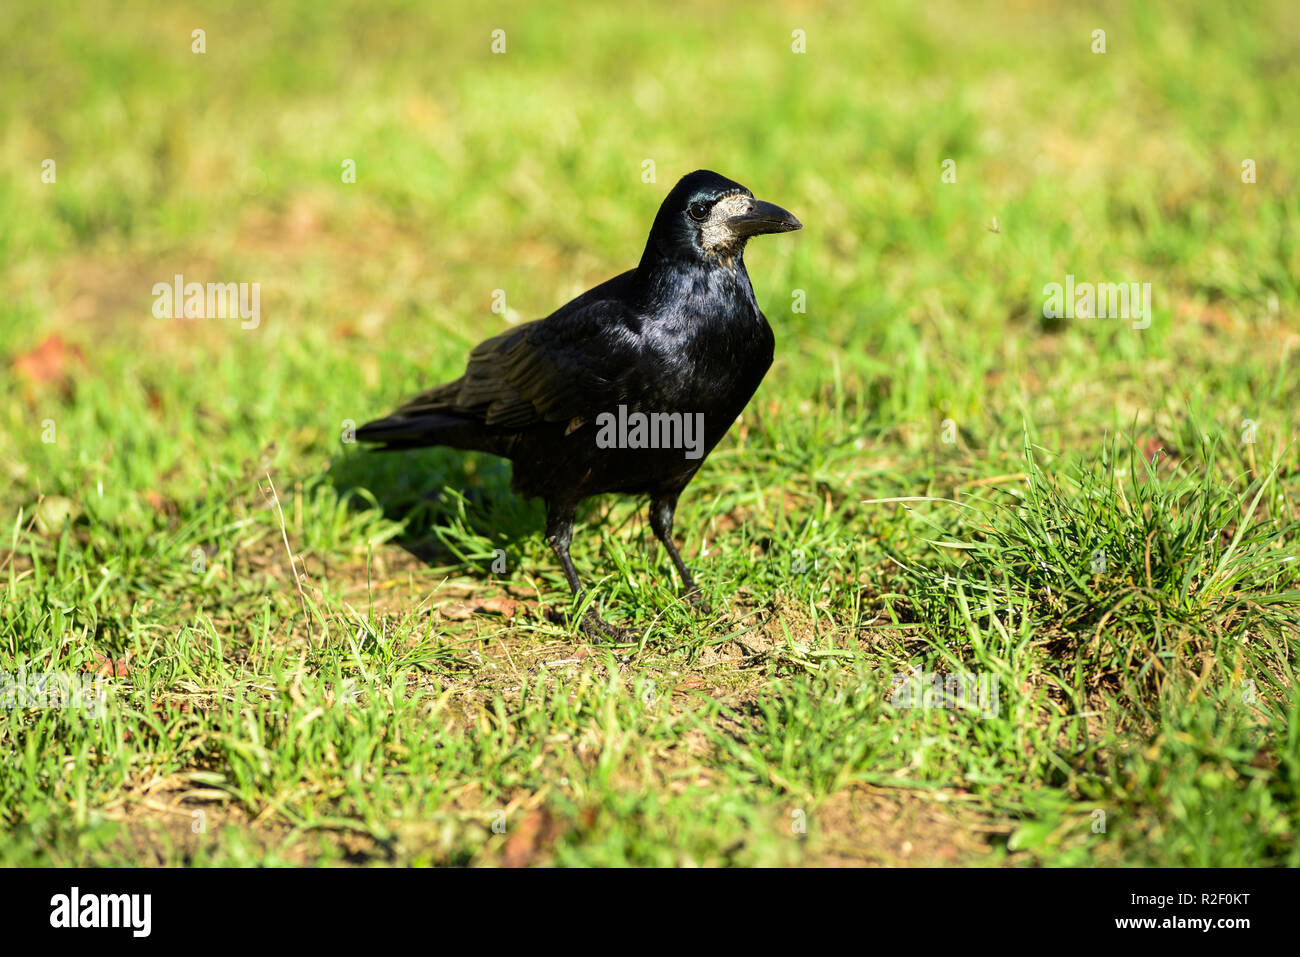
[632,254,759,319]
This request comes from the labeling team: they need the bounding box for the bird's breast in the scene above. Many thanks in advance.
[643,307,773,418]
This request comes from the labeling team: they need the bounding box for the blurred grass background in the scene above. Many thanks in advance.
[2,0,1297,507]
[1,0,1298,866]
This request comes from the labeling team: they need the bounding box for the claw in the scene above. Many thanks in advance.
[545,604,638,644]
[580,610,639,644]
[683,586,711,616]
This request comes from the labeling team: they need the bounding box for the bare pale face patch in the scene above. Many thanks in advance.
[699,192,754,259]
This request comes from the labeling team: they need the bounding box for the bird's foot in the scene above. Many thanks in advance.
[544,605,639,644]
[683,586,712,616]
[579,610,640,644]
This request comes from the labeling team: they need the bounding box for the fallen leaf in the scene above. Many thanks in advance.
[35,495,80,534]
[88,653,131,677]
[12,333,84,386]
[442,597,520,621]
[478,597,517,620]
[439,602,474,621]
[501,809,563,868]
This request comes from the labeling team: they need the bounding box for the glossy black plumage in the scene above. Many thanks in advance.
[357,169,801,639]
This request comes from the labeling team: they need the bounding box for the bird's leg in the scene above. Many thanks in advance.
[649,493,710,614]
[545,501,583,594]
[545,501,637,643]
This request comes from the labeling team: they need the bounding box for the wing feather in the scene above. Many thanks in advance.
[389,278,643,431]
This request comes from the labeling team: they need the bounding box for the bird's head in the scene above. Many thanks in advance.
[643,170,802,268]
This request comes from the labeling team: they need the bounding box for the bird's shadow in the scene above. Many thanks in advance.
[326,446,545,573]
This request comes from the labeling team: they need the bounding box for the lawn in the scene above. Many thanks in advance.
[1,0,1297,866]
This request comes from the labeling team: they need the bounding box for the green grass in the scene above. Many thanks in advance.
[1,0,1298,866]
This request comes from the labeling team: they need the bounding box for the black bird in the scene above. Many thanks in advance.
[357,170,801,640]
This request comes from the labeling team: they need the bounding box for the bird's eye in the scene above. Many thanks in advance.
[688,201,710,221]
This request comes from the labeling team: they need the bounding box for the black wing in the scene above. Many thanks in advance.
[363,271,646,438]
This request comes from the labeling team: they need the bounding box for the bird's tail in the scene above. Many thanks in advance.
[355,412,504,454]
